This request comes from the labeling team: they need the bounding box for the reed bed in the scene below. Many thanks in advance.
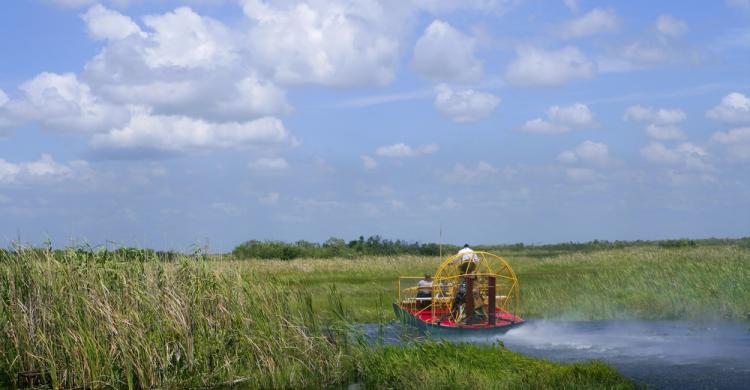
[228,244,750,323]
[516,245,750,320]
[0,248,634,389]
[0,248,353,389]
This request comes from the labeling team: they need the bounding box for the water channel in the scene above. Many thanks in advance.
[362,320,750,389]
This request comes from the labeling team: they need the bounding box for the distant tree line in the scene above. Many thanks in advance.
[2,237,747,263]
[231,236,750,260]
[231,236,454,260]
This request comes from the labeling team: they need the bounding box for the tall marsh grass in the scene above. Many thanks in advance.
[0,247,353,389]
[228,244,750,323]
[515,245,750,320]
[0,246,644,389]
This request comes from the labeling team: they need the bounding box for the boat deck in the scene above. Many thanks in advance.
[403,306,521,329]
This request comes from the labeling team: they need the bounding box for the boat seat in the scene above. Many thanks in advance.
[403,297,432,302]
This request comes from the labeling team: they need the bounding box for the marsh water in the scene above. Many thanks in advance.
[361,320,750,389]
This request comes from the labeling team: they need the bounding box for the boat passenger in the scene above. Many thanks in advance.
[416,274,433,309]
[454,244,479,274]
[451,277,467,320]
[467,287,487,325]
[451,275,486,324]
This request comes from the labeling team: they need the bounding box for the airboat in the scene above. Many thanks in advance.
[393,251,523,332]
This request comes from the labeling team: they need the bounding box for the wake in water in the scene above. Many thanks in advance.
[502,320,749,363]
[466,320,750,389]
[363,320,750,389]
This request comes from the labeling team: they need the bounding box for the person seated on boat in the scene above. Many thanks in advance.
[416,274,433,309]
[466,289,488,325]
[450,274,488,324]
[450,278,466,321]
[453,244,479,274]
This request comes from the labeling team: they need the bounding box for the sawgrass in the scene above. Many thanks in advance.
[0,248,354,389]
[514,245,750,320]
[230,244,750,323]
[0,247,636,389]
[5,241,742,388]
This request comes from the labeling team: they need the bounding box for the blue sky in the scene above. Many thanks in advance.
[1,0,749,251]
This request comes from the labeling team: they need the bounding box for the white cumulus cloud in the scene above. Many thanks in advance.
[603,15,692,71]
[711,127,750,161]
[414,0,519,14]
[624,105,687,140]
[0,154,90,186]
[49,0,222,8]
[519,119,567,134]
[442,161,497,183]
[375,143,439,158]
[412,20,482,83]
[558,150,578,163]
[520,103,596,134]
[573,140,609,166]
[641,142,710,171]
[141,7,235,69]
[505,46,595,87]
[433,84,500,122]
[212,75,293,118]
[561,8,619,39]
[706,92,750,123]
[548,103,596,127]
[241,0,408,87]
[559,140,610,166]
[81,4,145,41]
[618,41,675,66]
[645,124,686,141]
[2,72,129,132]
[624,105,686,124]
[90,114,295,155]
[81,6,296,123]
[712,126,750,144]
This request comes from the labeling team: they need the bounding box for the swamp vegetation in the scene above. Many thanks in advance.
[1,239,747,388]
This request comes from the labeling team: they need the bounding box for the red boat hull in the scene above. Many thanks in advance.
[393,303,524,332]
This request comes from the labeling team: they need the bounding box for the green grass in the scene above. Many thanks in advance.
[515,245,750,320]
[7,241,745,388]
[226,244,750,323]
[0,250,355,389]
[358,342,633,390]
[0,247,638,389]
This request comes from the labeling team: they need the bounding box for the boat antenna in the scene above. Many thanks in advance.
[439,224,443,259]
